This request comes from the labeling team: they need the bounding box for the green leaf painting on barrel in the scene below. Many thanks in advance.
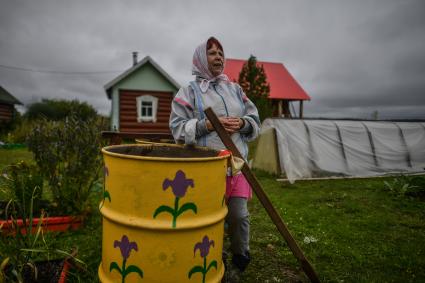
[153,170,197,228]
[188,235,217,283]
[110,235,143,283]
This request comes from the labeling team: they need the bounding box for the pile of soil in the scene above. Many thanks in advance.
[108,145,219,158]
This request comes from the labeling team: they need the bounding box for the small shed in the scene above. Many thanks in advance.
[0,86,22,123]
[224,59,310,118]
[105,55,180,133]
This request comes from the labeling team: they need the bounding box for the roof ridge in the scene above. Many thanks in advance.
[0,85,23,105]
[103,55,180,99]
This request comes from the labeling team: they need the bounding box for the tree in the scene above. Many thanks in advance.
[238,55,271,121]
[25,98,97,121]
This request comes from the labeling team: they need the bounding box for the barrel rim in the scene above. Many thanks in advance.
[102,144,230,162]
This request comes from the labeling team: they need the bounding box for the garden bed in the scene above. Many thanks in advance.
[2,148,425,282]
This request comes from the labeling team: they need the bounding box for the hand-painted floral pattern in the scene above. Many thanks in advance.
[188,235,217,283]
[114,235,138,260]
[194,235,215,258]
[110,235,143,282]
[153,170,197,228]
[162,170,194,197]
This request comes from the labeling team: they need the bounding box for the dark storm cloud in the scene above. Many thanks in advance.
[299,1,425,118]
[0,0,424,119]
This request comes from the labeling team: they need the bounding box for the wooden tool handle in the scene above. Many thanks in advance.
[204,108,320,283]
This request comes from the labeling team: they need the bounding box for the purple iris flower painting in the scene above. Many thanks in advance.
[153,170,197,228]
[194,235,215,258]
[188,235,218,283]
[110,235,143,282]
[114,235,138,260]
[162,170,194,198]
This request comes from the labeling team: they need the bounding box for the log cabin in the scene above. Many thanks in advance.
[104,54,180,133]
[0,86,22,123]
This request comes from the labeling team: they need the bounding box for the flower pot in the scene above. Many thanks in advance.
[98,144,230,283]
[58,258,73,283]
[29,256,74,283]
[3,256,74,283]
[22,259,68,283]
[0,215,83,235]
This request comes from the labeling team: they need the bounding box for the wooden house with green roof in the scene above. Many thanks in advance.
[104,54,180,133]
[0,86,22,123]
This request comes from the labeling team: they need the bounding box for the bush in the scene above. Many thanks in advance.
[27,113,104,216]
[3,118,39,144]
[25,99,97,121]
[2,99,105,144]
[0,111,22,140]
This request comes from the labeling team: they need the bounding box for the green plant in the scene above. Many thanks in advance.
[0,188,84,282]
[27,113,104,216]
[0,187,48,283]
[405,175,425,199]
[383,175,419,197]
[1,162,43,215]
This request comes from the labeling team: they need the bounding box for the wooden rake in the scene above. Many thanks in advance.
[205,108,320,283]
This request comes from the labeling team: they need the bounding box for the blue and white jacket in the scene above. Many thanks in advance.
[169,79,260,160]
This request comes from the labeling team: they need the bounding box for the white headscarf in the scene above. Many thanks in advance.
[191,37,229,93]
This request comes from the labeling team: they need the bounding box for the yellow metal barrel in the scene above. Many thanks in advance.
[99,144,229,283]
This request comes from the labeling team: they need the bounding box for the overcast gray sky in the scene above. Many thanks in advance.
[1,0,424,119]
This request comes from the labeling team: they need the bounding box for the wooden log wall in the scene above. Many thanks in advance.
[0,103,13,122]
[119,90,173,133]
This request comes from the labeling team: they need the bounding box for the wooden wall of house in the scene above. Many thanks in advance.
[119,89,172,133]
[0,103,13,122]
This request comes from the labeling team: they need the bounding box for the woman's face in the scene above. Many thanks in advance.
[207,43,224,77]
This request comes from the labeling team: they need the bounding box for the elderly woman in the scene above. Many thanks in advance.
[169,37,260,278]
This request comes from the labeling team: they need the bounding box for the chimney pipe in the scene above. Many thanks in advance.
[132,52,138,66]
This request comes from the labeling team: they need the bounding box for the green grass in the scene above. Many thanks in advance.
[1,149,425,282]
[0,148,34,199]
[244,171,425,282]
[0,148,33,168]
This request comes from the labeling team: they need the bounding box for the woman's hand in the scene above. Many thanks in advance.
[206,117,244,134]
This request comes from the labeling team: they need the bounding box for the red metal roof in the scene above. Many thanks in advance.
[223,59,310,101]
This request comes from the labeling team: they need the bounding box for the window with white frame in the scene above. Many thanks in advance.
[136,95,158,122]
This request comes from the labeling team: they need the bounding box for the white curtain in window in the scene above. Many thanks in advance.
[136,95,158,122]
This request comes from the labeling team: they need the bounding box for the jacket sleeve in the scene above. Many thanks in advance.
[169,87,209,145]
[237,85,261,142]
